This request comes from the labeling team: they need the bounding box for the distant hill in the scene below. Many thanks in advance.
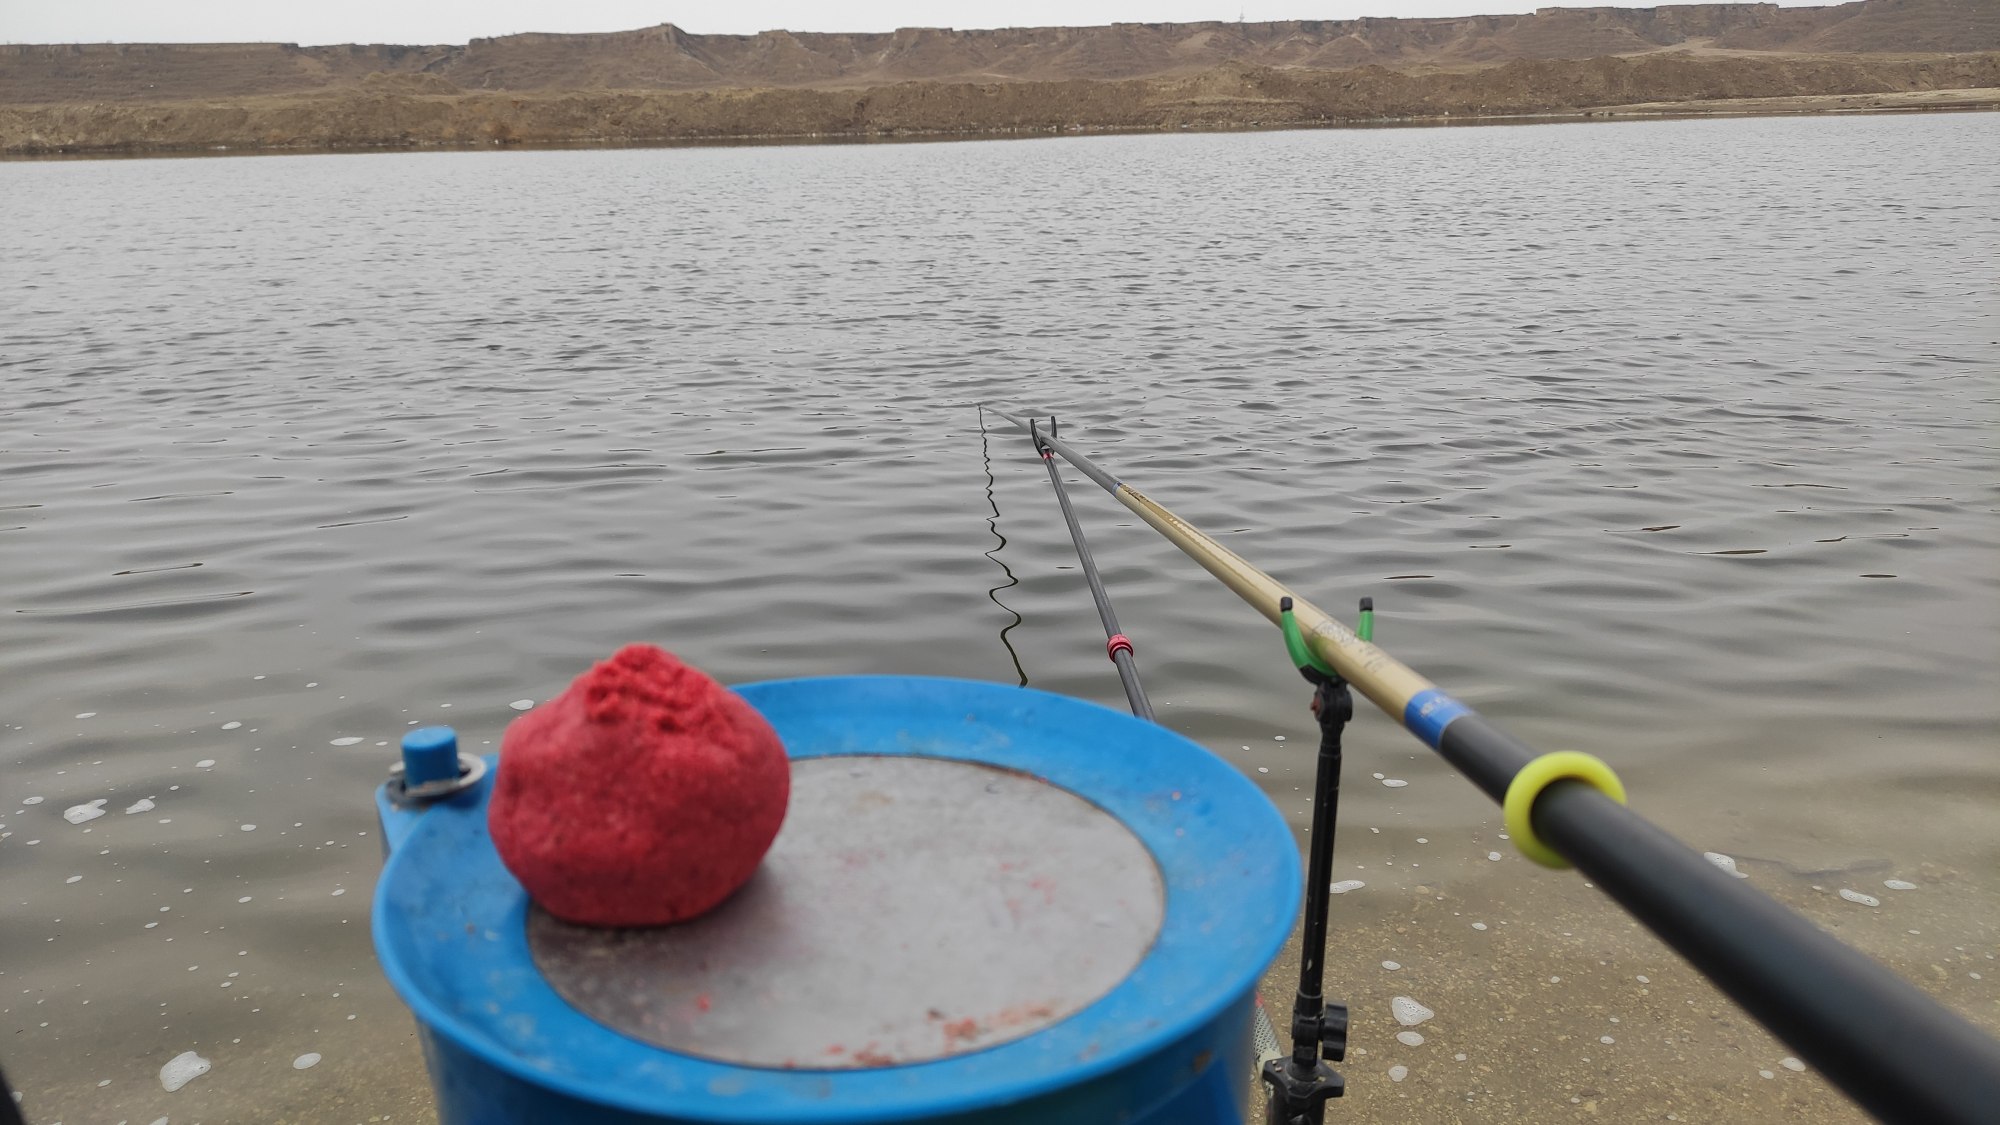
[5,0,1999,104]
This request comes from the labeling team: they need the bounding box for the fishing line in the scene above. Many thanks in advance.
[978,404,1028,686]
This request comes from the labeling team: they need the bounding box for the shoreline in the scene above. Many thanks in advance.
[4,52,1996,159]
[3,86,1996,161]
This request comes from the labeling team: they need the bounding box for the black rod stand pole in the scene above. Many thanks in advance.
[1292,677,1347,1041]
[1262,597,1347,1125]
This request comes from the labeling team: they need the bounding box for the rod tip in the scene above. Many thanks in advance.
[1279,596,1294,611]
[1359,597,1374,612]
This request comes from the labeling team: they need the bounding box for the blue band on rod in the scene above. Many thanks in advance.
[1403,689,1472,748]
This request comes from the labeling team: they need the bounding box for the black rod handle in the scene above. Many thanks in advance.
[1539,782,2000,1124]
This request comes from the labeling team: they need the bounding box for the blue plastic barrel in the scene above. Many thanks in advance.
[373,676,1300,1124]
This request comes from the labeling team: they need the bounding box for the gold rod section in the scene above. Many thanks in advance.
[1109,483,1437,720]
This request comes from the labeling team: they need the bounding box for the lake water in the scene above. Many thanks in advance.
[3,113,1996,1123]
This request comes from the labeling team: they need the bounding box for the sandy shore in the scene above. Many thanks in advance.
[1251,845,1996,1122]
[1574,85,2000,118]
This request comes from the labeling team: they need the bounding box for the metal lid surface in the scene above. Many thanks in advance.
[527,755,1164,1068]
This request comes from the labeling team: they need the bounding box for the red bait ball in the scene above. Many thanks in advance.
[488,644,790,927]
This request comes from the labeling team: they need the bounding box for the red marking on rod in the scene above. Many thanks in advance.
[1107,634,1134,661]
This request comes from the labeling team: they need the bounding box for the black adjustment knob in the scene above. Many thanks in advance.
[1320,1002,1349,1062]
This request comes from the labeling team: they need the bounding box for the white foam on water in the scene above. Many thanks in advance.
[329,737,362,747]
[1415,837,1428,843]
[1838,889,1880,907]
[1391,996,1433,1026]
[64,800,107,824]
[1274,735,1285,741]
[1884,879,1917,891]
[1372,772,1384,780]
[125,798,156,814]
[1381,961,1401,971]
[1781,1057,1805,1072]
[1471,922,1487,931]
[65,875,81,884]
[75,712,96,719]
[1487,851,1502,861]
[237,896,252,903]
[292,1052,321,1070]
[510,699,535,711]
[159,1050,209,1092]
[331,888,345,896]
[1703,852,1749,878]
[1636,975,1650,984]
[195,760,215,769]
[22,796,43,805]
[239,824,256,832]
[1256,767,1269,774]
[1382,778,1408,788]
[1387,1065,1408,1082]
[222,722,242,730]
[1600,1036,1615,1045]
[1329,880,1365,894]
[150,1117,168,1125]
[1396,1031,1425,1047]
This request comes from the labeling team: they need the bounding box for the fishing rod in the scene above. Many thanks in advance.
[1030,418,1153,720]
[992,409,2000,1125]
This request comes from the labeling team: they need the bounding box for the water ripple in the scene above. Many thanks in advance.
[2,115,1996,1121]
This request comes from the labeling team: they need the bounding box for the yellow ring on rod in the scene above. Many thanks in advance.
[1503,751,1627,869]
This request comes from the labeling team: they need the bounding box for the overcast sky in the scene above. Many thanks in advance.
[2,1,1835,46]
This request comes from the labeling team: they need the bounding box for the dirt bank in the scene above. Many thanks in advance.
[4,50,1996,156]
[5,0,1997,104]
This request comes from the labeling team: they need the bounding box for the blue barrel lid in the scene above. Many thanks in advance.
[372,676,1301,1123]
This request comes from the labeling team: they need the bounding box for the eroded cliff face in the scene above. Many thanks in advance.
[5,0,1998,105]
[4,51,1995,156]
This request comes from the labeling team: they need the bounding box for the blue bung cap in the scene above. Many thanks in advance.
[401,726,460,787]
